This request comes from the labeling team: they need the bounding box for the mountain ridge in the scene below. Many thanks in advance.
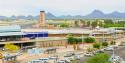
[1,10,125,20]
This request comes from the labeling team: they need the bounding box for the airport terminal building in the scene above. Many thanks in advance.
[0,25,124,49]
[0,25,67,49]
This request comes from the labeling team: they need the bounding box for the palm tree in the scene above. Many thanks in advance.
[67,33,82,50]
[67,33,76,50]
[74,38,82,50]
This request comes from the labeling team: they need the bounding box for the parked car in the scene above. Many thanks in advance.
[49,56,58,60]
[105,47,114,51]
[67,56,75,61]
[113,45,118,49]
[65,58,71,63]
[57,60,70,63]
[100,49,105,51]
[95,50,104,54]
[64,53,75,57]
[64,54,72,57]
[38,58,49,63]
[16,52,23,56]
[109,55,123,63]
[84,52,93,57]
[30,59,42,63]
[74,55,80,60]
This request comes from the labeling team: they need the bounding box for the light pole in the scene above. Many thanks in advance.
[112,28,116,58]
[113,30,115,57]
[82,32,84,49]
[102,21,105,43]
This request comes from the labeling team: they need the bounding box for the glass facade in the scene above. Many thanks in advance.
[24,32,48,39]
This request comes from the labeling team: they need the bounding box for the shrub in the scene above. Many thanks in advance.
[74,38,82,44]
[110,41,116,45]
[93,43,101,49]
[59,23,69,28]
[87,48,95,52]
[67,37,75,44]
[102,42,108,47]
[84,37,95,43]
[86,53,110,63]
[4,44,20,52]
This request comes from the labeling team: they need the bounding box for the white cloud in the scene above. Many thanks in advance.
[0,0,125,16]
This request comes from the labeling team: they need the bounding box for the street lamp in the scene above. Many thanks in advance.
[109,29,116,63]
[82,32,84,49]
[102,21,105,43]
[113,29,116,57]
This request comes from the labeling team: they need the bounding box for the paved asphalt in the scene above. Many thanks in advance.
[113,46,125,60]
[78,46,125,63]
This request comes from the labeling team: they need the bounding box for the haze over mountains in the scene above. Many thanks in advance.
[1,10,125,20]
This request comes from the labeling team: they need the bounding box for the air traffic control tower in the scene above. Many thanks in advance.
[39,11,46,27]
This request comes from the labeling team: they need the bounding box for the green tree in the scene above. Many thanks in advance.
[67,33,76,50]
[91,21,98,28]
[67,33,75,44]
[104,19,113,24]
[67,34,83,50]
[86,53,110,63]
[87,48,95,52]
[84,37,95,43]
[102,42,108,47]
[87,21,91,27]
[80,20,86,27]
[74,38,82,44]
[74,21,79,27]
[74,38,82,50]
[110,41,116,45]
[59,23,69,28]
[93,43,101,49]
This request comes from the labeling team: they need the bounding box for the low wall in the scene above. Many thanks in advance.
[36,39,67,47]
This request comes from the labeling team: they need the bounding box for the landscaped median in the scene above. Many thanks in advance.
[86,53,111,63]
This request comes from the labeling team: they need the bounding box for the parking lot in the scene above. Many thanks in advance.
[78,46,125,63]
[1,36,125,63]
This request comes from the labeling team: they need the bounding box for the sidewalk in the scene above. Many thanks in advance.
[17,53,48,63]
[16,45,87,63]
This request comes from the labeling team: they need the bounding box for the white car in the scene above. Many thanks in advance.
[84,52,93,57]
[105,47,114,51]
[65,58,71,63]
[64,53,75,57]
[67,56,74,61]
[38,58,49,63]
[109,55,123,63]
[57,60,69,63]
[16,52,23,56]
[75,55,80,60]
[30,60,42,63]
[49,56,58,60]
[58,61,65,63]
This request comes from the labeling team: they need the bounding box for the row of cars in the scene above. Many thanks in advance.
[58,52,81,63]
[27,52,82,63]
[84,50,104,57]
[27,46,117,63]
[60,46,115,63]
[84,46,116,57]
[27,56,59,63]
[109,55,124,63]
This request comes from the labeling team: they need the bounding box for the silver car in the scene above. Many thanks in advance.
[84,52,94,57]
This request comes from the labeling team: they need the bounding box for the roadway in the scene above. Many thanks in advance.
[78,46,125,63]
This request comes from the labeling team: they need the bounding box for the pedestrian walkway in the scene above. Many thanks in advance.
[17,53,48,63]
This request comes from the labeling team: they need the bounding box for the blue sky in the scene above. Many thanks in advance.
[0,0,125,16]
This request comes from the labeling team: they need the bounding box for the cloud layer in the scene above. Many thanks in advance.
[0,0,125,16]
